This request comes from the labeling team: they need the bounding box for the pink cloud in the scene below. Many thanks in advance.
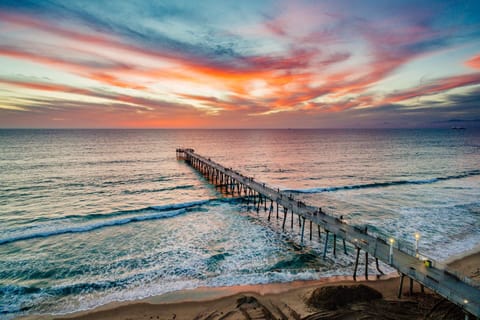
[384,73,480,103]
[466,54,480,70]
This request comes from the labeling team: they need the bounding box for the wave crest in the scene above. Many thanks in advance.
[0,199,214,246]
[286,170,480,194]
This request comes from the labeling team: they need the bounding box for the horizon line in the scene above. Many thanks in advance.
[0,127,476,130]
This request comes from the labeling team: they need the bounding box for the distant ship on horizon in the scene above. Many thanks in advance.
[451,126,466,130]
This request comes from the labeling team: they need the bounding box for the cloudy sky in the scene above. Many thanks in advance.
[0,0,479,128]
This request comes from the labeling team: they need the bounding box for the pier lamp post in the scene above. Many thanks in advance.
[414,232,420,257]
[389,238,394,265]
[463,299,469,320]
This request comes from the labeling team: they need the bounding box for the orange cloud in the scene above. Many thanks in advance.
[89,73,146,90]
[466,54,480,70]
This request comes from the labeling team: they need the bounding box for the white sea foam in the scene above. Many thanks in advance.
[149,199,212,211]
[0,208,187,245]
[0,199,219,246]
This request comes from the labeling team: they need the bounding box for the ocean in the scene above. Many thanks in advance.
[1,129,479,318]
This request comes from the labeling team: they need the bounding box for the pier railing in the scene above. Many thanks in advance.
[176,148,480,318]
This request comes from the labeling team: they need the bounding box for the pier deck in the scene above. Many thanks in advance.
[176,148,480,318]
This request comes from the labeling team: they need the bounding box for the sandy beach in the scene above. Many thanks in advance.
[16,250,476,320]
[446,246,480,282]
[47,278,461,320]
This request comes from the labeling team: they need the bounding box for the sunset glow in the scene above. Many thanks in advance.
[1,1,479,128]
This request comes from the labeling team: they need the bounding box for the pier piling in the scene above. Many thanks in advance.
[353,247,361,281]
[309,220,313,241]
[301,217,306,245]
[375,258,384,275]
[398,274,405,298]
[323,231,329,259]
[365,252,369,280]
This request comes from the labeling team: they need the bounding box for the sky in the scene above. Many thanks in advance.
[0,0,479,128]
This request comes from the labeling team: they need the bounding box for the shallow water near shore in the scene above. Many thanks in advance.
[1,128,479,318]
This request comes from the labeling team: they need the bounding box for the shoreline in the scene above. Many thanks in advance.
[17,250,479,320]
[447,251,480,283]
[17,274,394,320]
[51,276,402,320]
[14,275,396,320]
[444,243,480,265]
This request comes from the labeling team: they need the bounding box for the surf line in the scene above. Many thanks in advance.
[176,148,480,318]
[285,170,480,194]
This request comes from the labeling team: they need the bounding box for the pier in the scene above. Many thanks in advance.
[176,148,480,318]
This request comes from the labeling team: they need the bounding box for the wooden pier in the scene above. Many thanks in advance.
[176,148,480,318]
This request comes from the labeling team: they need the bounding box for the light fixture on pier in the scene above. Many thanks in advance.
[389,238,394,265]
[414,232,420,257]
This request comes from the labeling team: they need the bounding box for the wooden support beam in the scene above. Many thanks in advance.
[323,231,329,259]
[256,193,260,213]
[291,209,294,228]
[375,258,384,275]
[333,234,337,257]
[282,208,287,231]
[409,277,413,295]
[309,220,313,241]
[301,217,306,245]
[365,252,369,280]
[268,201,273,221]
[353,247,360,281]
[398,274,405,298]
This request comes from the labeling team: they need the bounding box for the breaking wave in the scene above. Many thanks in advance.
[286,170,480,194]
[0,199,214,245]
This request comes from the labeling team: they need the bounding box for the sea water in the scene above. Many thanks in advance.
[1,129,479,318]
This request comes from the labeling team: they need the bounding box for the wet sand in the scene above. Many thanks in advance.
[446,248,480,282]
